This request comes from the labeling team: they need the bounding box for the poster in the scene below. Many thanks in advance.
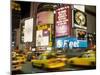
[24,18,33,42]
[55,5,72,37]
[36,25,50,46]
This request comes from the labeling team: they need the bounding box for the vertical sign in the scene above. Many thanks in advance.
[24,18,33,42]
[20,22,24,44]
[36,24,50,47]
[55,5,72,37]
[74,9,87,29]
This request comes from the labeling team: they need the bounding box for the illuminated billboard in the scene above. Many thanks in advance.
[75,29,87,40]
[36,24,51,47]
[56,37,87,48]
[55,5,72,37]
[73,8,87,29]
[24,18,33,42]
[36,11,54,25]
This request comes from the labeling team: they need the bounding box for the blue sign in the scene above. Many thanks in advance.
[56,37,87,48]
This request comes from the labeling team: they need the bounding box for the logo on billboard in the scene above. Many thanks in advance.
[56,37,87,48]
[74,9,87,29]
[56,40,63,48]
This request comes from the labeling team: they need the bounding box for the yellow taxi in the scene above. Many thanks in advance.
[12,51,17,58]
[55,54,68,62]
[68,50,96,67]
[12,53,26,71]
[12,58,22,71]
[31,53,65,69]
[16,54,26,62]
[48,51,68,62]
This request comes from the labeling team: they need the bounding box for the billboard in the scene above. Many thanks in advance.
[24,18,33,42]
[75,29,87,40]
[36,11,54,25]
[56,37,87,48]
[36,24,50,47]
[55,5,72,37]
[73,8,87,29]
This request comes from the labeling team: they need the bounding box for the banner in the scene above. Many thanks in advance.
[24,18,33,42]
[56,37,87,48]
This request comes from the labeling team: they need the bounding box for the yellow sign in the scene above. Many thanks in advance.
[37,24,49,30]
[49,42,52,47]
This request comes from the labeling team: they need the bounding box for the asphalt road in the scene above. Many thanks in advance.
[12,61,96,74]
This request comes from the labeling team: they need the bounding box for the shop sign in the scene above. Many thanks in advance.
[56,37,87,48]
[37,24,50,30]
[55,5,72,37]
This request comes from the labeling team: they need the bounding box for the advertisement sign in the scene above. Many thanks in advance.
[74,9,87,29]
[75,29,87,40]
[37,24,50,30]
[55,5,72,37]
[36,24,50,47]
[24,18,33,42]
[56,37,87,48]
[74,5,85,12]
[36,11,54,25]
[20,22,24,44]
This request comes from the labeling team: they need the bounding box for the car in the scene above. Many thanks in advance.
[12,53,27,71]
[12,52,17,58]
[48,51,68,62]
[15,54,26,62]
[31,53,65,69]
[26,51,36,61]
[55,53,68,62]
[12,57,24,71]
[68,50,96,67]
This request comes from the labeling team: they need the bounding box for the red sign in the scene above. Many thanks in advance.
[55,5,72,37]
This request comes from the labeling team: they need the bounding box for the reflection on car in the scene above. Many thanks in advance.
[31,53,65,69]
[68,50,96,67]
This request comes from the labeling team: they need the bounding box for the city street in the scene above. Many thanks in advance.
[11,1,96,74]
[12,61,95,74]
